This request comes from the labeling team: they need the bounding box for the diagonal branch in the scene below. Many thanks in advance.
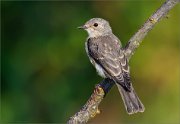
[67,0,179,123]
[124,0,179,60]
[68,79,114,124]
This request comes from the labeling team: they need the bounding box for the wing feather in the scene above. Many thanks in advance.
[87,35,131,91]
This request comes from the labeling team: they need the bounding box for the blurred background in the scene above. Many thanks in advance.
[1,1,180,124]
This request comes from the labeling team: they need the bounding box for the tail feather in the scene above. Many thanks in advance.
[116,84,145,114]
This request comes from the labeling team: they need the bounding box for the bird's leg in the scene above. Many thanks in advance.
[98,78,114,96]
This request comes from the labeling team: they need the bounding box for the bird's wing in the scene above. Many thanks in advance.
[87,35,131,91]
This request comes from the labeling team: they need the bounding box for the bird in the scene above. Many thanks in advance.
[78,18,145,114]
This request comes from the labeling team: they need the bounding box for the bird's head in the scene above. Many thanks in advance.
[78,18,112,38]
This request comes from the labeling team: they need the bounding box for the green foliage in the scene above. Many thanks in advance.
[1,1,180,123]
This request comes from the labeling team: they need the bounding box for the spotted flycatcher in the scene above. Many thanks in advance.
[78,18,145,114]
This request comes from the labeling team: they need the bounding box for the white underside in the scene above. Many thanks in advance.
[85,41,106,78]
[94,62,106,78]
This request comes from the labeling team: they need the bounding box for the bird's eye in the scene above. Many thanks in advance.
[93,23,98,27]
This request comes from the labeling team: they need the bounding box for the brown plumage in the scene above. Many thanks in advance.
[79,18,145,114]
[87,35,131,91]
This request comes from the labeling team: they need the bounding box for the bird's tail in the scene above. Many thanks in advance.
[116,84,145,114]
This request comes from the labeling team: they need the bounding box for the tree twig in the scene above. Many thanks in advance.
[124,0,179,60]
[68,79,114,124]
[67,0,179,123]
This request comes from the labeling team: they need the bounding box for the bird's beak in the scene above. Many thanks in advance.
[78,25,87,29]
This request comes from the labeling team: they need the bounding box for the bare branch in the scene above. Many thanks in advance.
[68,0,179,123]
[124,0,179,60]
[67,85,104,124]
[68,79,114,124]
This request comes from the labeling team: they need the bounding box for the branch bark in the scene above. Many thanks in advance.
[67,0,179,123]
[124,0,179,60]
